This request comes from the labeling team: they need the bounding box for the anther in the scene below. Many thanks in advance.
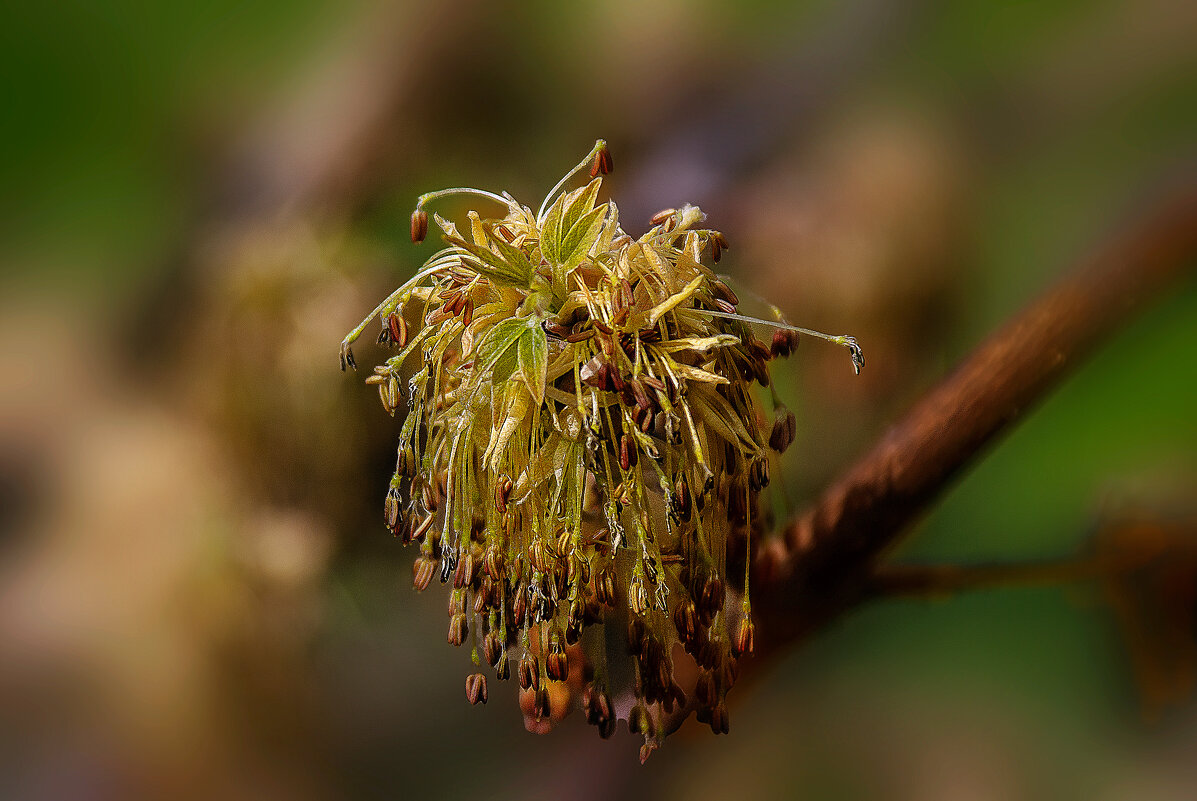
[410,209,428,244]
[465,673,488,705]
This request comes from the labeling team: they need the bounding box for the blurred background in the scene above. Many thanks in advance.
[1,0,1195,798]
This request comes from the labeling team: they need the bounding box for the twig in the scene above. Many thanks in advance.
[749,172,1197,653]
[865,558,1116,599]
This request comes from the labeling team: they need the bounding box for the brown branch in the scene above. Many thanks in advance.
[865,558,1116,599]
[750,172,1197,654]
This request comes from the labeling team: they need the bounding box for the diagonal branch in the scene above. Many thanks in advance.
[749,172,1197,654]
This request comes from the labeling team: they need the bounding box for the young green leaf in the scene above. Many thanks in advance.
[518,324,549,405]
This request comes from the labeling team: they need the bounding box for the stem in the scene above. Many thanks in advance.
[750,175,1197,653]
[536,140,607,222]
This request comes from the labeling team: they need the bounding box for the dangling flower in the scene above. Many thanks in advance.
[340,140,861,753]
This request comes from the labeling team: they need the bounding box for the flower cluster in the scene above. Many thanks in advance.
[340,141,860,755]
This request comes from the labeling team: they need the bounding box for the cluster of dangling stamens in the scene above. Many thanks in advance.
[340,141,860,757]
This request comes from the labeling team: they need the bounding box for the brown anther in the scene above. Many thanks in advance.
[699,576,725,624]
[638,325,661,343]
[721,658,740,689]
[447,613,468,647]
[410,209,428,244]
[769,407,796,453]
[596,564,617,607]
[339,344,356,372]
[642,374,666,394]
[495,224,515,242]
[770,328,800,358]
[650,208,676,226]
[590,143,613,178]
[462,298,474,327]
[627,617,648,656]
[387,313,409,348]
[412,556,436,591]
[619,432,637,471]
[673,599,699,643]
[713,298,737,315]
[518,655,540,691]
[379,382,395,415]
[628,581,650,616]
[599,715,616,739]
[529,539,552,574]
[483,631,504,667]
[753,357,771,388]
[697,639,721,670]
[710,232,730,264]
[584,684,612,726]
[672,473,692,522]
[750,458,770,491]
[511,586,528,628]
[495,652,510,681]
[555,528,574,560]
[384,486,402,531]
[747,336,771,363]
[532,688,551,721]
[709,701,730,735]
[566,328,595,343]
[620,278,635,309]
[465,673,488,705]
[592,319,613,335]
[411,513,436,544]
[732,615,755,658]
[483,543,504,579]
[452,550,475,589]
[548,641,569,680]
[495,474,513,515]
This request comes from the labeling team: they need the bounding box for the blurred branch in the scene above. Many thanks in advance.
[866,558,1116,599]
[750,171,1197,653]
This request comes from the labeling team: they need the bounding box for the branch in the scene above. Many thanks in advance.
[750,172,1197,652]
[865,558,1116,599]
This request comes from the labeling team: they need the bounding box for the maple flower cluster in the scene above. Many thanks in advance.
[340,141,860,756]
